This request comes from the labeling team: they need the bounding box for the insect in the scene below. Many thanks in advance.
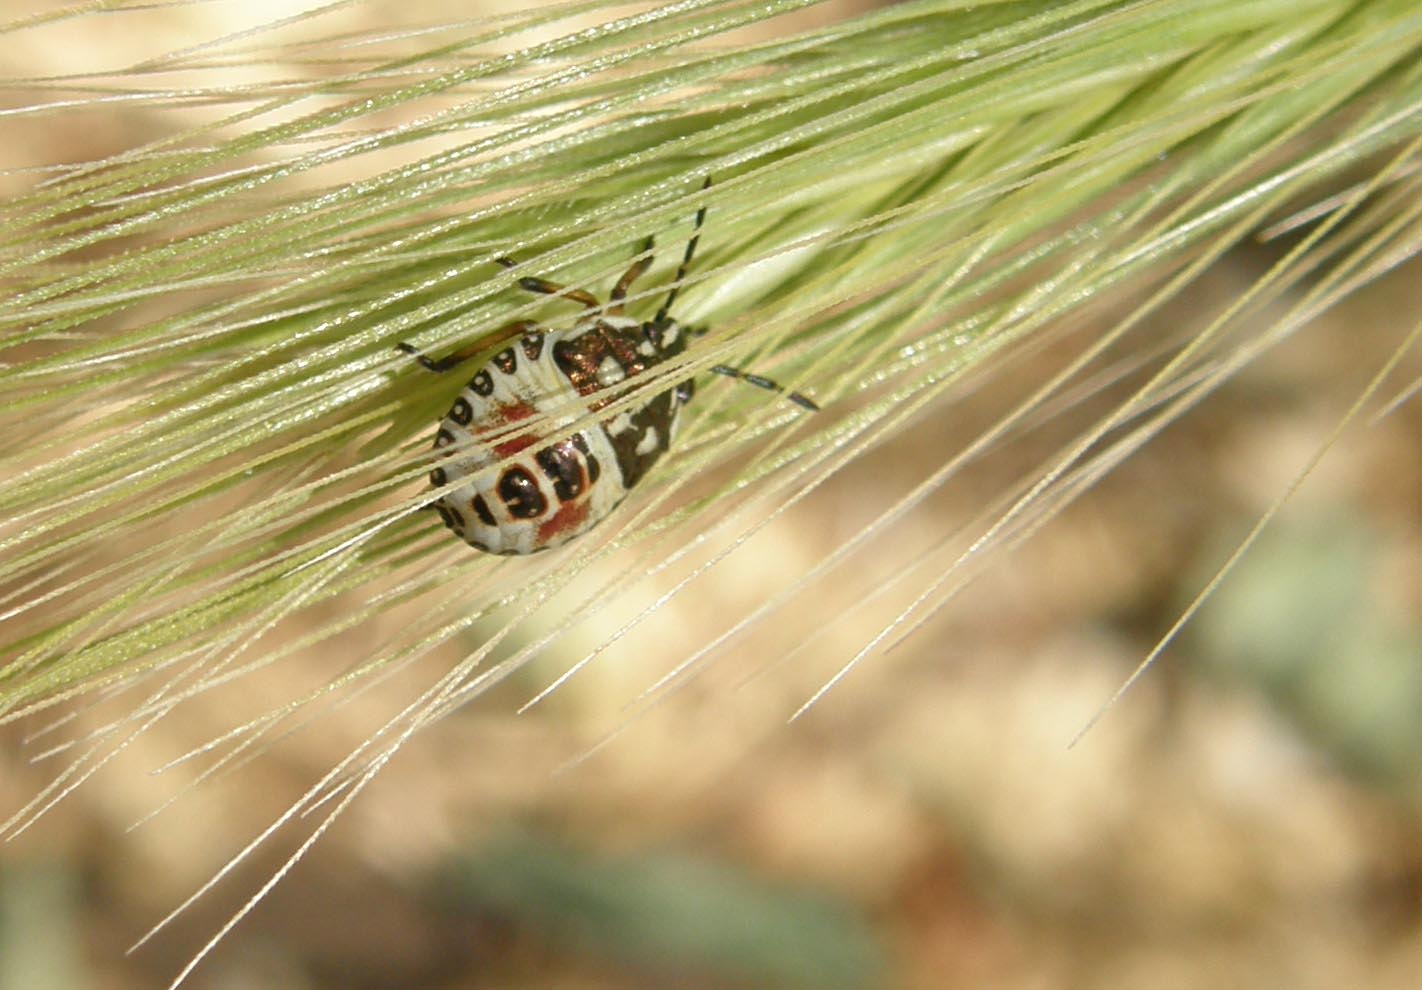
[398,180,816,555]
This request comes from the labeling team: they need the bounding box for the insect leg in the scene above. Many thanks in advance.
[609,236,655,310]
[495,256,601,309]
[397,321,540,373]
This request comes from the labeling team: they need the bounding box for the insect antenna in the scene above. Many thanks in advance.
[654,175,712,325]
[709,364,819,411]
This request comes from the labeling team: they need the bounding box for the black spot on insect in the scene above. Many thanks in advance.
[605,391,675,488]
[569,433,601,482]
[521,332,545,361]
[450,398,473,425]
[471,494,496,526]
[498,466,546,519]
[536,443,584,501]
[568,432,602,483]
[430,466,448,487]
[435,428,455,448]
[493,348,516,375]
[470,371,494,396]
[436,504,465,531]
[675,379,695,404]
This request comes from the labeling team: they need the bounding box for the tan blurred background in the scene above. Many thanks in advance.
[2,3,1419,989]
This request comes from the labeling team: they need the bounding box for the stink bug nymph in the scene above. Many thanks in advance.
[398,180,816,555]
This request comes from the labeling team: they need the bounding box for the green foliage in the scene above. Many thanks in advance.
[444,830,883,988]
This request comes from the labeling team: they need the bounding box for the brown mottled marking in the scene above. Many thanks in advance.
[552,326,647,402]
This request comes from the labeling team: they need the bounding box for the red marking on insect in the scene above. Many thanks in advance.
[487,401,538,461]
[536,495,592,545]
